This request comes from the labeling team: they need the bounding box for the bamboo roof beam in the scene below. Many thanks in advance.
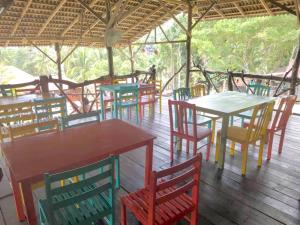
[192,1,216,30]
[158,0,191,38]
[37,0,67,36]
[259,0,274,16]
[118,0,151,24]
[294,0,300,24]
[269,0,296,16]
[158,25,170,42]
[213,5,225,18]
[61,0,98,37]
[233,2,245,17]
[77,0,106,25]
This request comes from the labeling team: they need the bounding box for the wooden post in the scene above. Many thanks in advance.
[185,3,192,88]
[39,76,49,94]
[228,72,233,91]
[107,46,114,77]
[290,42,300,95]
[129,44,135,73]
[55,43,63,88]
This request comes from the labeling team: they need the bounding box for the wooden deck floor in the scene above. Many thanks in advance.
[0,97,299,225]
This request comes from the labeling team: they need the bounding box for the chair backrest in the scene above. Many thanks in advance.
[9,118,59,140]
[149,79,162,96]
[173,88,191,100]
[61,110,101,129]
[247,101,275,142]
[270,95,297,131]
[33,96,67,121]
[139,84,156,103]
[147,153,202,225]
[0,101,35,125]
[246,83,270,96]
[169,99,197,140]
[44,156,115,225]
[117,85,139,105]
[113,78,128,84]
[0,87,14,97]
[191,84,206,97]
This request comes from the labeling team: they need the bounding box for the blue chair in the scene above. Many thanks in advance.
[61,110,101,129]
[38,156,116,225]
[117,85,139,124]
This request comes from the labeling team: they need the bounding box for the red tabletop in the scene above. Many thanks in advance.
[2,119,156,183]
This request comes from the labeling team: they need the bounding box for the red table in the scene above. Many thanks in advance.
[1,119,155,225]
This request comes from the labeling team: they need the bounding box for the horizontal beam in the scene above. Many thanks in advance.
[132,40,186,45]
[268,0,296,16]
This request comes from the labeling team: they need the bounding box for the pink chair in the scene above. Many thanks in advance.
[168,99,212,162]
[245,95,297,160]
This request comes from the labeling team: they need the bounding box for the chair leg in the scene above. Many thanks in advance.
[215,132,220,162]
[190,208,198,225]
[241,144,248,176]
[267,132,274,160]
[187,140,190,154]
[230,116,234,125]
[170,134,174,162]
[115,157,120,189]
[230,141,235,156]
[278,128,286,154]
[193,141,197,155]
[121,201,127,225]
[258,136,265,167]
[211,119,216,144]
[241,117,244,127]
[206,135,211,161]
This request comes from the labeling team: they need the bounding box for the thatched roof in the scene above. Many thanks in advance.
[0,0,297,48]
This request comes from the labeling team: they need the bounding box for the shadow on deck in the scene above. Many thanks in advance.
[0,97,299,225]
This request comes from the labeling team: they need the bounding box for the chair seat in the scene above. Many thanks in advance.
[122,187,195,225]
[39,185,111,225]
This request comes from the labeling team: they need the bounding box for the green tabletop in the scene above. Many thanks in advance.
[188,91,275,116]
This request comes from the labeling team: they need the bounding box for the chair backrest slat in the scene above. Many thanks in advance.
[246,83,270,96]
[146,154,202,224]
[191,84,206,97]
[271,95,297,131]
[34,97,67,121]
[247,102,274,142]
[61,110,101,129]
[173,88,191,100]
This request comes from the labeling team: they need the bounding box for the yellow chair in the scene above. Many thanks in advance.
[215,101,274,176]
[149,79,162,113]
[191,83,206,97]
[191,84,218,144]
[0,101,35,143]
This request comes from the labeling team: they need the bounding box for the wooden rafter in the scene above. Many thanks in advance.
[233,2,245,17]
[294,0,300,23]
[268,0,296,16]
[37,0,67,36]
[192,1,216,30]
[77,0,106,25]
[158,25,170,42]
[118,0,150,24]
[213,5,225,18]
[259,0,274,16]
[11,0,32,35]
[159,0,191,37]
[61,44,79,64]
[61,0,98,37]
[32,43,56,64]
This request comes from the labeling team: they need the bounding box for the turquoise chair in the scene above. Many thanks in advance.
[61,111,101,129]
[38,156,115,225]
[61,111,120,189]
[34,96,67,130]
[232,83,271,126]
[0,87,14,97]
[117,85,139,124]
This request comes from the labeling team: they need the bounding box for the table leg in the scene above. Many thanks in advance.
[21,182,38,225]
[10,170,26,221]
[145,140,154,185]
[100,91,105,120]
[218,115,229,169]
[113,91,118,119]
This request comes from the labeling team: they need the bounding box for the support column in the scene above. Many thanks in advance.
[290,38,300,95]
[185,3,192,88]
[107,46,114,77]
[55,43,63,88]
[129,44,135,73]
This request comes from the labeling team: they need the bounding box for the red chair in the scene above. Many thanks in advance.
[94,79,113,119]
[121,153,202,225]
[244,95,297,160]
[169,99,212,162]
[139,83,156,120]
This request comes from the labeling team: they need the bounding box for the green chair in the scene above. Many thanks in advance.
[117,85,139,124]
[0,87,14,97]
[38,156,115,225]
[233,83,271,126]
[61,111,101,129]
